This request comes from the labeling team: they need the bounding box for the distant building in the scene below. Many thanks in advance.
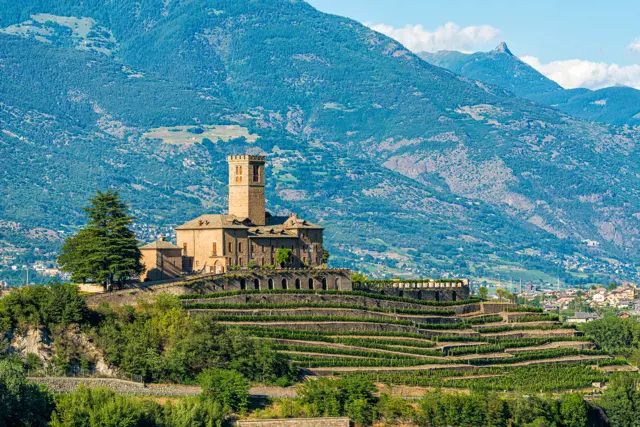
[566,312,603,324]
[140,155,324,280]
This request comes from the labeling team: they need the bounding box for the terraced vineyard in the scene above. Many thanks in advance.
[180,290,622,392]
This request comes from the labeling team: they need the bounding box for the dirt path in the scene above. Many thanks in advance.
[481,329,578,339]
[279,350,370,359]
[307,355,611,374]
[29,377,299,398]
[505,341,593,353]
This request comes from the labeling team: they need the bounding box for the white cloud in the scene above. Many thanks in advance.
[521,56,640,90]
[367,22,501,53]
[629,39,640,52]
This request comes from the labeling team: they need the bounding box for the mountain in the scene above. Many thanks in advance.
[418,43,640,126]
[1,0,640,285]
[534,86,640,126]
[419,43,564,99]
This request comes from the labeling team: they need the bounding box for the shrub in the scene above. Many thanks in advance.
[199,369,250,412]
[0,359,54,426]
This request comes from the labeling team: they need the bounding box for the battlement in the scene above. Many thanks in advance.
[227,155,266,162]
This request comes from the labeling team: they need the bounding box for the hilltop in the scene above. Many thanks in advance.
[2,1,640,284]
[419,43,640,126]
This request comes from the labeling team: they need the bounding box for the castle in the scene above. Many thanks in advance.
[140,155,325,281]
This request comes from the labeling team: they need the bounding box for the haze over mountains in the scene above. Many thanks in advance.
[419,43,640,126]
[1,0,640,284]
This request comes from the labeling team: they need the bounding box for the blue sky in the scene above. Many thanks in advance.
[307,0,640,89]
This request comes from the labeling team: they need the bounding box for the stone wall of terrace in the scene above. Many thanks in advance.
[237,418,351,427]
[203,293,479,314]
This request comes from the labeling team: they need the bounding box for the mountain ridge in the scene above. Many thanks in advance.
[418,43,640,126]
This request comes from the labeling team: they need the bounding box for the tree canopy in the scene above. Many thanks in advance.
[58,189,143,287]
[0,359,54,427]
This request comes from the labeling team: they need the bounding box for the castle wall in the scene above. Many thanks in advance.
[189,268,352,293]
[360,281,471,302]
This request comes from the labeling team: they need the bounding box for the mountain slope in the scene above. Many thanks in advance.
[418,43,564,99]
[419,43,640,126]
[1,0,640,284]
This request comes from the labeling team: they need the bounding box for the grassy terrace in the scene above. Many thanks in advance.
[340,363,612,392]
[186,290,607,378]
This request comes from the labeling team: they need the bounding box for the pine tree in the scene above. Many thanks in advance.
[58,189,143,288]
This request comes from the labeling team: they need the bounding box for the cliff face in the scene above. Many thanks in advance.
[1,0,639,282]
[6,326,114,376]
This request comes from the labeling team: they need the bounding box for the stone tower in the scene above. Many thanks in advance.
[227,155,266,225]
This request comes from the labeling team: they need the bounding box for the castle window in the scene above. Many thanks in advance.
[235,165,243,183]
[212,242,217,256]
[252,165,260,183]
[183,243,187,254]
[238,242,243,253]
[228,242,233,253]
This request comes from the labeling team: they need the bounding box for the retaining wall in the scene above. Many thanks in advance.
[237,418,351,427]
[87,269,352,306]
[186,294,487,315]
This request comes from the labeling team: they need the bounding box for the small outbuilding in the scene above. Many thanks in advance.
[566,312,602,324]
[139,236,183,281]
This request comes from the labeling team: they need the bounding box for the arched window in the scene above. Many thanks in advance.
[254,279,260,290]
[334,278,340,290]
[308,278,314,289]
[282,278,288,289]
[268,279,274,290]
[240,278,246,290]
[295,278,301,289]
[452,291,457,302]
[435,292,440,302]
[321,278,327,290]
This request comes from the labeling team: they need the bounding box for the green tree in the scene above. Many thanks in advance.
[58,189,143,288]
[600,373,640,427]
[199,369,250,412]
[0,283,87,328]
[478,286,488,299]
[350,272,368,285]
[322,250,330,264]
[298,376,377,424]
[0,359,54,427]
[165,397,227,427]
[275,248,293,268]
[560,393,588,427]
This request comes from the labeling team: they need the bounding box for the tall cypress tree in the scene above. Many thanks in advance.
[58,189,143,288]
